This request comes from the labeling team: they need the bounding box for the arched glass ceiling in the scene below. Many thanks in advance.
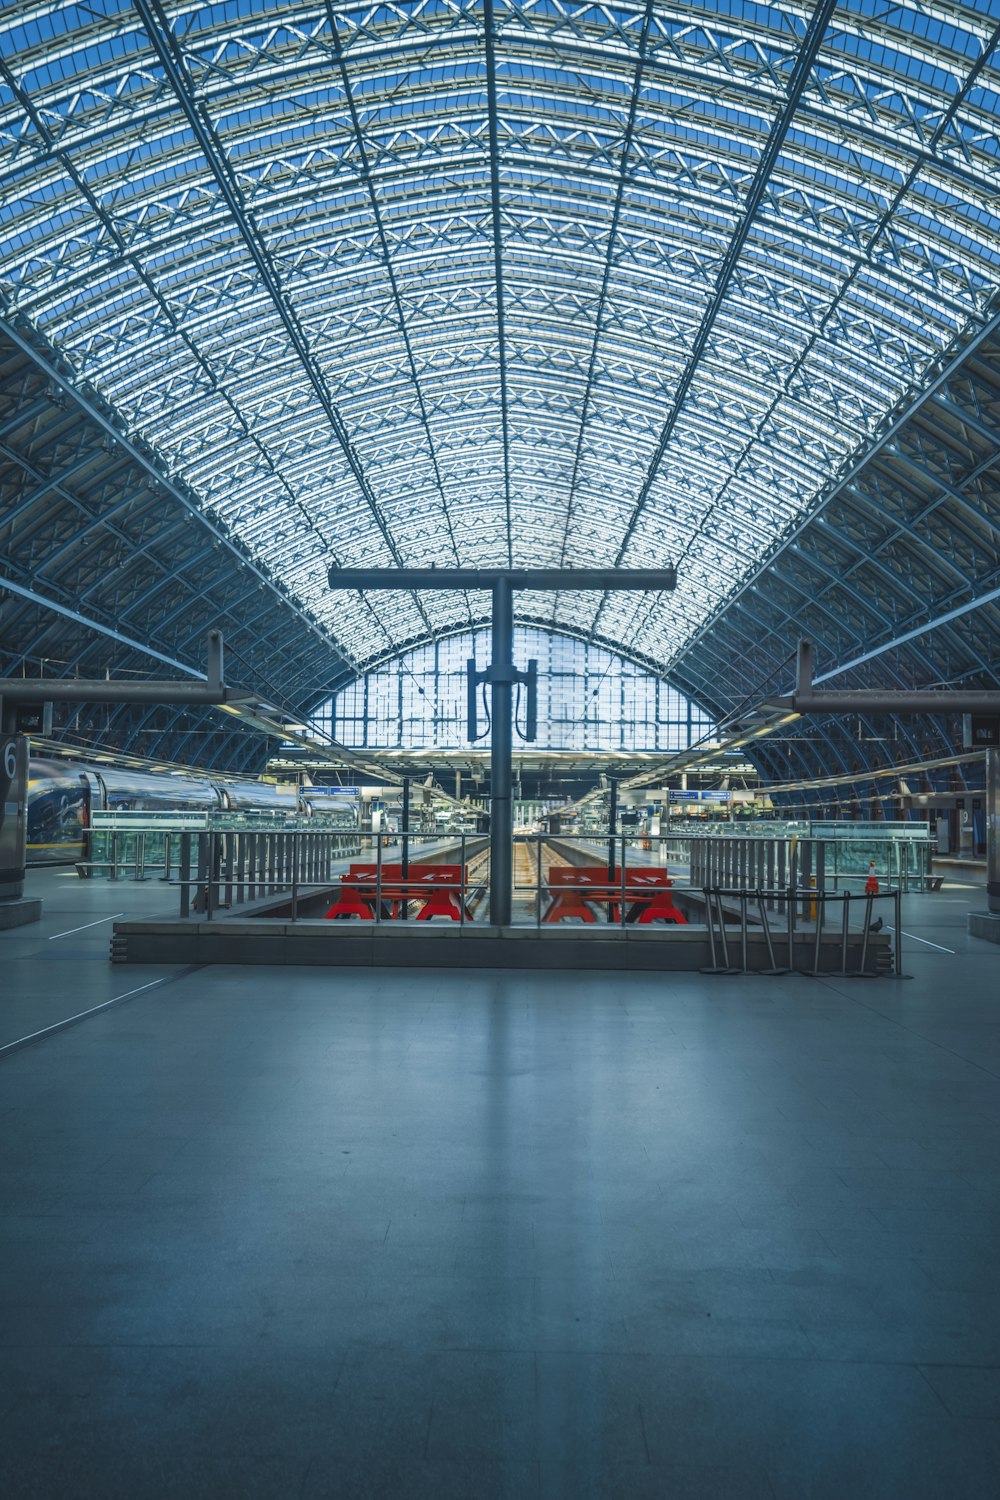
[1,0,998,677]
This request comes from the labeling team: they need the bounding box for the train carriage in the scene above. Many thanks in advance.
[26,758,309,866]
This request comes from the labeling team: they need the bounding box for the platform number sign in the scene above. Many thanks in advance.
[0,737,17,834]
[1,737,16,793]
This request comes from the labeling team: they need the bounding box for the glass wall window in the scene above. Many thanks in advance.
[312,629,715,752]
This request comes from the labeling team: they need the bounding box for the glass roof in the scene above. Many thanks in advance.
[1,0,998,676]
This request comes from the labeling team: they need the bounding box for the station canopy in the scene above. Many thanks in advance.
[2,0,999,683]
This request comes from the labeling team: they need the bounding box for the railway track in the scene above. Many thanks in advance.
[512,838,573,921]
[376,838,659,922]
[513,839,569,885]
[414,838,575,921]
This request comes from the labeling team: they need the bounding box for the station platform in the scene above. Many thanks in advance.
[1,864,999,1498]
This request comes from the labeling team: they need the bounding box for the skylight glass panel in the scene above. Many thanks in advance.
[0,0,996,678]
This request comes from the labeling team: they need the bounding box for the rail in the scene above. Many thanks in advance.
[701,885,902,977]
[77,827,362,886]
[678,833,929,896]
[167,830,488,920]
[148,832,900,973]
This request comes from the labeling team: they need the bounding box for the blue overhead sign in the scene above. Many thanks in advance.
[670,789,730,802]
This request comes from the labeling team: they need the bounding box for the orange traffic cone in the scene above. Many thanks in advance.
[865,859,879,895]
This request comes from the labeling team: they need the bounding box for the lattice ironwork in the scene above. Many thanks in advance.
[2,0,998,677]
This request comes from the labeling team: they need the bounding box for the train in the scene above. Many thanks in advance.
[26,757,357,866]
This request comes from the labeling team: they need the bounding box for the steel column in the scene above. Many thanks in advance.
[326,566,677,925]
[400,774,410,921]
[988,747,1000,916]
[491,575,514,926]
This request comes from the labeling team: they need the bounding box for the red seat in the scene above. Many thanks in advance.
[543,866,687,924]
[325,863,472,921]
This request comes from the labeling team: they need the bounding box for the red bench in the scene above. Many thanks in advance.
[324,863,474,922]
[543,865,687,924]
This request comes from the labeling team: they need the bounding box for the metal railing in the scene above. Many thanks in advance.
[701,885,901,977]
[170,830,488,921]
[82,821,933,905]
[155,831,896,970]
[688,832,931,896]
[78,826,361,884]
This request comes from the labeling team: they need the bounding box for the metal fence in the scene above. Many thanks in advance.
[172,829,488,921]
[80,816,361,883]
[682,833,930,893]
[701,885,901,978]
[154,829,901,975]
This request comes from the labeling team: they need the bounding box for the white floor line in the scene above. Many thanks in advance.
[48,913,125,940]
[887,926,956,954]
[0,979,167,1057]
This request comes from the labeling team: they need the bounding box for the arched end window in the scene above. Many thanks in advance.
[311,629,715,752]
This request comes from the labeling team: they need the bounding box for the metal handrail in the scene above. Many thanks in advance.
[157,830,903,975]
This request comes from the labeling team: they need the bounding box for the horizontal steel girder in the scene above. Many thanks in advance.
[0,681,235,705]
[766,639,1000,715]
[768,693,1000,714]
[0,630,234,704]
[327,568,677,591]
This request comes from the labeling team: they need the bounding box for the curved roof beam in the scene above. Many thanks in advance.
[132,0,434,638]
[593,0,840,598]
[672,301,1000,679]
[483,0,512,566]
[322,0,468,598]
[557,0,655,571]
[593,6,1000,639]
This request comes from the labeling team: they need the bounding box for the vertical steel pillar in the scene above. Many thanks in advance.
[400,776,410,921]
[491,575,513,925]
[206,628,224,691]
[607,778,618,880]
[988,747,1000,916]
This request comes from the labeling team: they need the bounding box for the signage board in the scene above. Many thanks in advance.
[12,703,52,736]
[669,789,731,802]
[0,736,17,812]
[0,734,28,899]
[963,715,1000,749]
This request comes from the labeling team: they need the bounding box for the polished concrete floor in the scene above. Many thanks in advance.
[1,868,999,1497]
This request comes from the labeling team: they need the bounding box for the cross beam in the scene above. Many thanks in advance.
[328,567,677,922]
[0,632,236,714]
[765,639,1000,716]
[327,568,677,592]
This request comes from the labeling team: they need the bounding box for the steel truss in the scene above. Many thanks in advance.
[0,0,997,679]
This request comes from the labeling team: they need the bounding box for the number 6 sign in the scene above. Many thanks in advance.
[0,735,29,898]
